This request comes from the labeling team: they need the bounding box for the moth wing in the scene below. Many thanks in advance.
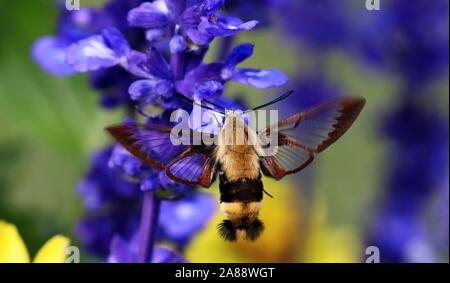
[257,97,365,179]
[106,122,213,170]
[166,147,217,188]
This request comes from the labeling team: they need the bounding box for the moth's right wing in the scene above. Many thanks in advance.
[106,122,218,188]
[257,97,365,179]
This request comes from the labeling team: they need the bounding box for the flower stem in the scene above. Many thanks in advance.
[171,0,187,80]
[137,191,161,263]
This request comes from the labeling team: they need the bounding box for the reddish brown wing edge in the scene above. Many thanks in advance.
[313,97,366,153]
[269,97,366,153]
[260,97,366,179]
[106,124,172,170]
[260,143,314,180]
[165,148,217,188]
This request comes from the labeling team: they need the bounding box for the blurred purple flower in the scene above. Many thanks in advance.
[76,146,141,256]
[127,0,257,45]
[109,235,187,263]
[32,0,148,109]
[363,0,449,262]
[278,0,351,50]
[78,145,216,257]
[355,0,449,87]
[224,0,281,28]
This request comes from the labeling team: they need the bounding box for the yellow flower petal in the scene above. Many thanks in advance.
[300,199,362,263]
[33,235,70,263]
[0,220,31,263]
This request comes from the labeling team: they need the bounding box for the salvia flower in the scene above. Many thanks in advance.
[33,0,149,109]
[361,0,449,262]
[128,0,257,46]
[77,145,216,257]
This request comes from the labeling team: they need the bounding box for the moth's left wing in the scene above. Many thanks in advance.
[257,97,365,179]
[107,122,218,188]
[166,146,218,188]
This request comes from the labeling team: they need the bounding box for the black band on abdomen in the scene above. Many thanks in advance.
[219,172,263,203]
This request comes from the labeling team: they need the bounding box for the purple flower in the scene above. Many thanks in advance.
[277,0,350,50]
[109,235,187,263]
[32,0,148,109]
[78,144,216,257]
[44,0,287,109]
[77,146,141,211]
[67,33,287,104]
[362,0,449,262]
[354,0,449,86]
[66,28,131,72]
[76,146,141,256]
[176,43,288,99]
[159,192,217,246]
[128,0,258,45]
[32,36,75,76]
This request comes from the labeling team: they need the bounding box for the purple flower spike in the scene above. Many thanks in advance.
[224,43,254,67]
[108,145,152,179]
[31,36,74,76]
[158,171,193,197]
[66,35,120,72]
[196,80,224,100]
[129,79,173,104]
[140,175,161,192]
[127,1,170,29]
[175,63,222,98]
[66,28,131,72]
[232,68,289,89]
[144,47,173,80]
[200,0,225,17]
[170,35,187,54]
[152,247,188,263]
[102,28,130,57]
[109,235,187,263]
[198,15,258,37]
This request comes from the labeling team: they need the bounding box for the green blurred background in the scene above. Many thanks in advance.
[0,0,447,261]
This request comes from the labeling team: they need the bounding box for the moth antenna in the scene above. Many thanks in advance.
[246,90,294,113]
[204,99,226,112]
[175,93,225,116]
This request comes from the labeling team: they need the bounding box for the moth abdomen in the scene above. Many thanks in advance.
[218,172,265,241]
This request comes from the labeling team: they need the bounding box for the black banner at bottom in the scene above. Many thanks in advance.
[0,263,447,281]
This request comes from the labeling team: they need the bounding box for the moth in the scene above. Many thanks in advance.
[107,91,365,241]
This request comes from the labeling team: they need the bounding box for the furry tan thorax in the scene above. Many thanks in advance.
[216,112,261,181]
